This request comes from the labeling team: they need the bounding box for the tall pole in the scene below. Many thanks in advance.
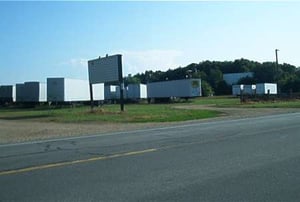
[274,49,280,94]
[89,83,94,111]
[118,55,124,112]
[275,49,279,70]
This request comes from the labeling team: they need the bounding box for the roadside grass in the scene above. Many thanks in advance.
[240,100,300,108]
[0,107,52,120]
[0,104,220,123]
[191,96,241,107]
[191,96,300,108]
[1,97,299,123]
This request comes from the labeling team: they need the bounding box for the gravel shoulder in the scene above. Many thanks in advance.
[1,106,300,144]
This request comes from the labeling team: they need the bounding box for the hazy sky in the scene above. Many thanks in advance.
[0,1,299,85]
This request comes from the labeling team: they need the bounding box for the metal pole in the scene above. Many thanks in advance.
[89,83,94,111]
[118,55,124,112]
[120,82,124,111]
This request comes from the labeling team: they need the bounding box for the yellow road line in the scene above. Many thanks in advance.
[0,148,157,176]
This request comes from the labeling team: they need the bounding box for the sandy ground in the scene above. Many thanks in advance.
[1,106,300,144]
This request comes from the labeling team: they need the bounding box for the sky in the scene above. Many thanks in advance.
[0,1,300,85]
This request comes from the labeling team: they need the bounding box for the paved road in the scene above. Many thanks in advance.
[1,112,300,201]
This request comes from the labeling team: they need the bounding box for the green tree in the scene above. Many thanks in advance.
[238,76,257,85]
[133,58,298,95]
[201,80,214,96]
[215,80,231,95]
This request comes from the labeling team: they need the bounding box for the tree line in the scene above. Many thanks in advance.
[124,58,300,96]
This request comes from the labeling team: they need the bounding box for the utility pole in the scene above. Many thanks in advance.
[118,55,124,112]
[275,49,280,94]
[275,49,279,70]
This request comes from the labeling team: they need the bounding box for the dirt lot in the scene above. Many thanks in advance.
[1,106,300,144]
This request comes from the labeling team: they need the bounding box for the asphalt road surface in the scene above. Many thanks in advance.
[1,112,300,202]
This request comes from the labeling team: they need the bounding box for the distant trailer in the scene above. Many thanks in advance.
[126,84,147,100]
[22,82,47,102]
[232,85,244,96]
[147,79,202,99]
[0,85,16,103]
[256,83,277,95]
[104,85,121,100]
[16,83,26,102]
[243,85,256,95]
[47,78,104,102]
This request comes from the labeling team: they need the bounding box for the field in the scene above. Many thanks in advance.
[1,96,300,144]
[0,103,220,123]
[192,96,300,108]
[1,96,300,123]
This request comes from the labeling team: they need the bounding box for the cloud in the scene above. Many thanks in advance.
[119,49,184,75]
[59,58,88,68]
[59,49,184,76]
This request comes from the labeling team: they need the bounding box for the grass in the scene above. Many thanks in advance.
[191,96,300,108]
[0,104,220,123]
[191,96,241,107]
[1,96,299,123]
[240,100,300,108]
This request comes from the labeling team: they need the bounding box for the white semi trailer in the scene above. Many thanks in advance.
[16,83,25,102]
[0,85,16,103]
[232,85,244,96]
[22,82,47,102]
[243,85,256,95]
[15,82,47,103]
[147,79,201,100]
[47,78,104,102]
[126,84,147,100]
[256,83,277,95]
[233,83,277,96]
[104,85,121,100]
